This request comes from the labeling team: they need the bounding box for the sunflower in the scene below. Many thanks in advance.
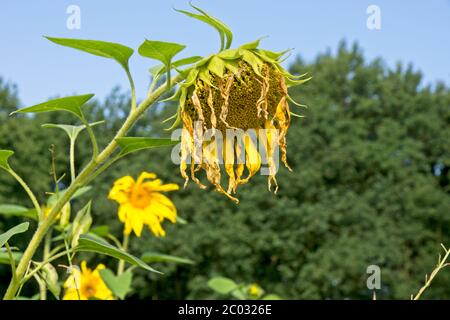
[108,172,179,237]
[63,261,113,300]
[166,5,310,203]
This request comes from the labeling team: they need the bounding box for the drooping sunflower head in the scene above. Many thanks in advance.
[166,4,310,202]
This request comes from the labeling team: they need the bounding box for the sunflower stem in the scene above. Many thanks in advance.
[2,74,185,300]
[117,233,129,276]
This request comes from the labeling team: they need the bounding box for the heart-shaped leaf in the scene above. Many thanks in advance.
[99,268,132,300]
[139,40,186,87]
[0,204,37,219]
[140,252,194,265]
[11,94,94,119]
[76,235,161,274]
[138,40,185,67]
[116,137,178,157]
[0,222,29,248]
[45,37,133,72]
[0,150,14,170]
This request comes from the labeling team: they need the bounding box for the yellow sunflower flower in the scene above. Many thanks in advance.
[248,283,262,297]
[108,172,179,237]
[63,261,113,300]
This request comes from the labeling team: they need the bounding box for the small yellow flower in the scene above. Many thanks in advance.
[63,261,113,300]
[248,283,262,297]
[108,172,179,237]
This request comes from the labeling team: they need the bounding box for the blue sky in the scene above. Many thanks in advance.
[0,0,449,106]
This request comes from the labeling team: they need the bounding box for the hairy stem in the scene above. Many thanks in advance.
[2,74,183,300]
[69,138,76,183]
[126,69,137,111]
[7,169,42,220]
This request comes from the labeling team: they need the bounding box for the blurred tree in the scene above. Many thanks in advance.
[0,41,449,299]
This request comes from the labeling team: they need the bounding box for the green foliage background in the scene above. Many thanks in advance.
[1,42,449,299]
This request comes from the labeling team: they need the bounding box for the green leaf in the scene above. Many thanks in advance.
[208,56,226,78]
[138,39,186,87]
[208,277,238,295]
[99,268,132,300]
[176,3,233,51]
[138,40,186,66]
[239,38,262,50]
[76,234,161,274]
[10,94,94,119]
[173,56,203,69]
[150,56,203,78]
[140,252,195,265]
[116,137,178,157]
[90,225,110,237]
[218,49,241,60]
[45,37,134,71]
[257,48,291,62]
[0,150,14,170]
[241,50,263,76]
[42,121,105,140]
[0,204,37,219]
[0,251,22,265]
[0,222,30,248]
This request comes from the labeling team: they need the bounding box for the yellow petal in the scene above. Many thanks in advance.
[136,172,157,185]
[143,179,179,192]
[144,213,166,237]
[108,176,135,204]
[63,288,85,300]
[245,133,261,177]
[129,209,144,237]
[146,200,177,223]
[224,137,236,193]
[236,133,261,186]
